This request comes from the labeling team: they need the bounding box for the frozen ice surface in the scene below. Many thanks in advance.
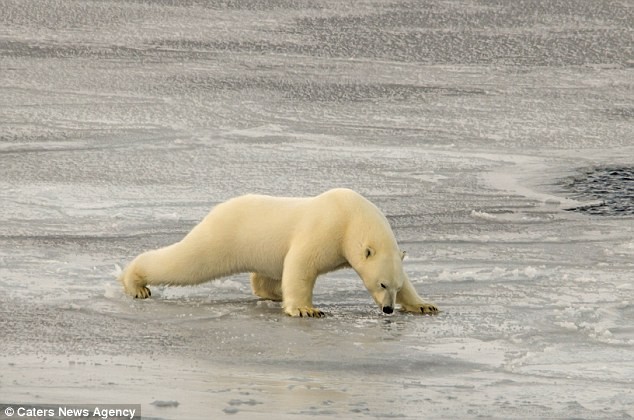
[1,0,633,419]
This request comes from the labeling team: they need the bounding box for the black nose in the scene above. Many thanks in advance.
[382,306,394,314]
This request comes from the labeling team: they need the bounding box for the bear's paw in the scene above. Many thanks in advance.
[286,307,325,318]
[419,303,439,314]
[401,302,439,315]
[133,286,152,299]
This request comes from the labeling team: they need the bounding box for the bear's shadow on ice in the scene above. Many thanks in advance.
[106,282,430,323]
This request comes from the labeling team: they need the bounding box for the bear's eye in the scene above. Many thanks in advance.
[380,283,387,289]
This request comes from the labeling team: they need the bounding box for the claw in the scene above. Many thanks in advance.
[133,286,152,299]
[286,307,325,318]
[420,304,439,314]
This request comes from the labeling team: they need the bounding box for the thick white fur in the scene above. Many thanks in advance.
[119,188,438,317]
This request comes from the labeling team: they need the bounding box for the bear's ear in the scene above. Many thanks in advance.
[400,250,407,261]
[364,247,375,259]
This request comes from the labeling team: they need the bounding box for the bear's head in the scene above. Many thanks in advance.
[353,245,406,314]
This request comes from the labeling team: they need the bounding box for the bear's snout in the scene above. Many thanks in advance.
[382,306,394,314]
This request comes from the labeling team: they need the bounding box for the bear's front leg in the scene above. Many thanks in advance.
[281,258,324,318]
[397,277,439,314]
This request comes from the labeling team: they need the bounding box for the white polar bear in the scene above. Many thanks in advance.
[119,188,438,317]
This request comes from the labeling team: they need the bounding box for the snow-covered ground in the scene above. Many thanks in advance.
[1,1,632,418]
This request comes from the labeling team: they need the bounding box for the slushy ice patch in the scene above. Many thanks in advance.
[563,167,634,216]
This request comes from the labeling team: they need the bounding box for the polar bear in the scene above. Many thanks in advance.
[119,188,438,317]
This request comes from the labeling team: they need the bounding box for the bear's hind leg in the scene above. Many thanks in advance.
[250,273,283,301]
